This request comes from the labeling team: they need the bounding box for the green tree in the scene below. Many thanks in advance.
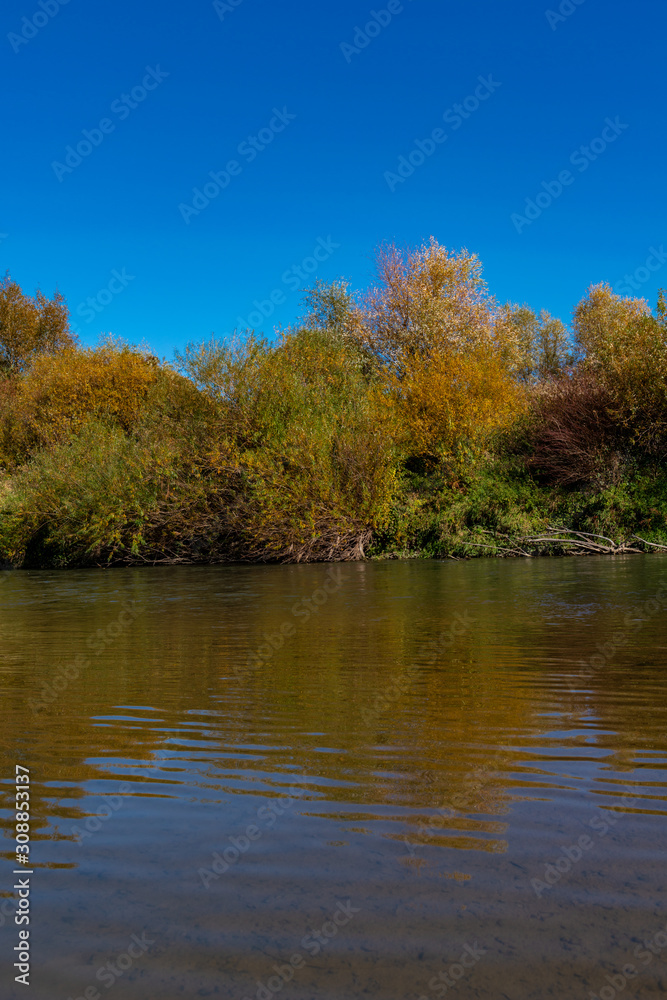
[496,303,572,381]
[299,279,358,341]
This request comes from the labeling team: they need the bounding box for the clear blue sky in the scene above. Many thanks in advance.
[2,0,665,360]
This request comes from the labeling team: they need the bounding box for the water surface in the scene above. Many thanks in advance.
[2,557,667,998]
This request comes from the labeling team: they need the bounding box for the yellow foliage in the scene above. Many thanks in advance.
[27,343,159,435]
[384,345,526,466]
[571,283,667,450]
[346,239,526,467]
[573,282,650,366]
[0,343,160,467]
[494,303,572,381]
[0,274,75,375]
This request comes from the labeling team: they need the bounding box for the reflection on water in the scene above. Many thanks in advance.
[1,557,667,998]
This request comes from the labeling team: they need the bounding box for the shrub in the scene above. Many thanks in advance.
[179,327,399,561]
[526,372,629,487]
[0,419,168,566]
[0,342,161,467]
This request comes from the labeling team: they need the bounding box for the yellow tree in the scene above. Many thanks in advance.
[572,282,650,367]
[0,342,164,469]
[351,239,526,468]
[573,285,667,453]
[384,345,525,467]
[0,274,75,375]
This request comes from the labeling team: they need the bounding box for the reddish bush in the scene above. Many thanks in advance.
[528,373,628,487]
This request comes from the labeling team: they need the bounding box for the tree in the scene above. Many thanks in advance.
[572,282,650,367]
[572,284,667,455]
[355,238,494,374]
[299,279,358,341]
[495,303,572,381]
[0,274,76,375]
[384,343,525,469]
[0,343,162,468]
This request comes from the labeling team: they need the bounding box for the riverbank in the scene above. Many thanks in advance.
[3,457,667,568]
[2,242,667,569]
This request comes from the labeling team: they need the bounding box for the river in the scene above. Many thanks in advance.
[1,556,667,998]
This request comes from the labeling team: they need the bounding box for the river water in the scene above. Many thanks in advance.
[1,556,667,999]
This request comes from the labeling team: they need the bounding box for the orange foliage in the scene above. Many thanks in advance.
[385,346,526,465]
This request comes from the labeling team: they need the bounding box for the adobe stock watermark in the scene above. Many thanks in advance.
[236,236,340,330]
[361,610,472,725]
[588,920,667,1000]
[511,117,629,233]
[232,566,343,682]
[402,756,506,864]
[529,794,638,897]
[545,0,587,31]
[179,107,296,224]
[213,0,247,20]
[70,782,132,846]
[384,76,501,192]
[198,785,304,888]
[417,941,487,999]
[51,66,169,182]
[241,900,360,1000]
[30,600,143,713]
[613,246,667,297]
[70,267,135,331]
[65,931,156,1000]
[567,579,667,693]
[340,0,415,63]
[8,0,71,54]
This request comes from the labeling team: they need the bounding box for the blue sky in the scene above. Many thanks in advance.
[2,0,665,360]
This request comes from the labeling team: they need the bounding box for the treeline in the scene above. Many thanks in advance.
[1,239,667,568]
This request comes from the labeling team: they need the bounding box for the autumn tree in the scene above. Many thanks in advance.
[572,282,650,366]
[568,284,667,455]
[0,341,165,468]
[385,346,526,467]
[354,238,494,373]
[495,303,572,382]
[346,239,526,469]
[0,274,76,375]
[299,279,359,341]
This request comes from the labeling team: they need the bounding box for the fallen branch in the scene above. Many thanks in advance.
[546,525,616,547]
[522,535,612,553]
[632,535,667,552]
[465,527,645,558]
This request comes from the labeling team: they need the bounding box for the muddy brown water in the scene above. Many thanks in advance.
[1,556,667,998]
